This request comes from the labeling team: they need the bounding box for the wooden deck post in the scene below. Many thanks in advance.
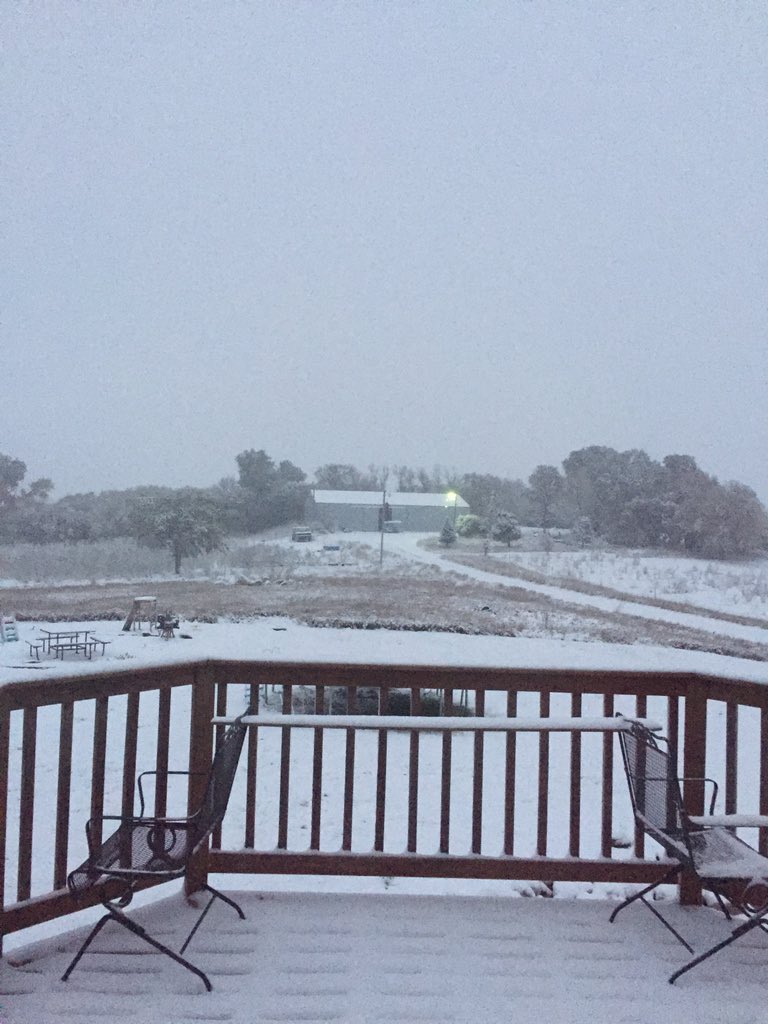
[681,683,707,905]
[185,666,216,897]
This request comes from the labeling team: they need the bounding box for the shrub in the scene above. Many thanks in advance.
[456,514,486,537]
[492,511,521,547]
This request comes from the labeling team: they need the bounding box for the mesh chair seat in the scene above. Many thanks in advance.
[68,819,203,896]
[688,827,768,881]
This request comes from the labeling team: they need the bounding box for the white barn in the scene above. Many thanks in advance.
[307,490,469,532]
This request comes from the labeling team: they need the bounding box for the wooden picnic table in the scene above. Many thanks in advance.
[31,629,110,661]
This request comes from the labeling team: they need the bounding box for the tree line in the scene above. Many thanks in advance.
[0,449,309,572]
[457,447,768,560]
[1,445,766,571]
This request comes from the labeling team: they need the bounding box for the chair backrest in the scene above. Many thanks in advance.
[617,720,692,862]
[192,710,251,841]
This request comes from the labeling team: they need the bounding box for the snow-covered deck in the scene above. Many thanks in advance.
[3,888,767,1023]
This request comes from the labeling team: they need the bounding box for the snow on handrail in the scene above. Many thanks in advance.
[688,814,768,828]
[212,714,662,733]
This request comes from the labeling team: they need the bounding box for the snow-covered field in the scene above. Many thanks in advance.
[0,535,386,588]
[4,531,767,624]
[496,548,768,617]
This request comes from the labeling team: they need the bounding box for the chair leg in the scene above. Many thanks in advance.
[110,905,213,991]
[609,864,682,921]
[669,904,768,985]
[201,882,246,920]
[61,912,111,982]
[609,864,694,952]
[639,892,695,953]
[180,883,246,955]
[62,904,212,992]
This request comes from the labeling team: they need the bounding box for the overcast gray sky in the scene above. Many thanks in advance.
[4,2,767,500]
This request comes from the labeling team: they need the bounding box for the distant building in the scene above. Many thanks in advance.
[307,489,469,533]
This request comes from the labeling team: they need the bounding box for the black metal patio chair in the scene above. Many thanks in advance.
[611,717,768,984]
[62,708,252,992]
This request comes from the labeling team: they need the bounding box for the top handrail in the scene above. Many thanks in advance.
[1,658,767,711]
[212,713,664,733]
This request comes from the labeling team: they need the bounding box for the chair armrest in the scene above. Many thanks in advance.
[688,814,768,828]
[136,770,206,816]
[84,815,122,857]
[677,776,720,815]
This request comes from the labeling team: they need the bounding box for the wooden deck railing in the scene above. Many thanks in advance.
[2,659,768,949]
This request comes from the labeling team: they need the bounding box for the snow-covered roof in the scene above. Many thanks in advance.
[312,489,469,508]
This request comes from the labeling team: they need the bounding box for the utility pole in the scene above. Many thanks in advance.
[446,490,459,526]
[379,472,389,567]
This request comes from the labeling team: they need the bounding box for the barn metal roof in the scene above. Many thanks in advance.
[311,489,469,508]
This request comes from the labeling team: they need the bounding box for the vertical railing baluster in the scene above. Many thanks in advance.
[471,690,485,854]
[310,684,324,850]
[667,695,679,769]
[244,682,260,848]
[503,689,517,855]
[601,693,614,859]
[211,682,228,849]
[407,687,421,852]
[634,694,647,858]
[154,687,172,818]
[667,692,681,841]
[569,691,582,858]
[725,701,738,822]
[374,687,389,852]
[537,690,550,856]
[342,686,357,851]
[90,696,108,855]
[121,692,140,819]
[17,707,37,902]
[54,701,74,889]
[277,682,292,849]
[439,688,454,854]
[681,684,707,905]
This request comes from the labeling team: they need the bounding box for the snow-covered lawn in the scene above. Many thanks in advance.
[4,614,768,687]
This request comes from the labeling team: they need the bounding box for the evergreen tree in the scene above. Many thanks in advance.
[492,511,521,547]
[439,519,458,546]
[572,516,594,547]
[236,449,308,531]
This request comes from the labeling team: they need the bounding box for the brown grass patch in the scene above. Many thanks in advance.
[3,572,768,662]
